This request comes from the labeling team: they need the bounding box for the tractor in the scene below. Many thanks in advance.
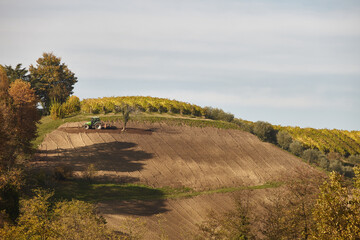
[83,117,111,130]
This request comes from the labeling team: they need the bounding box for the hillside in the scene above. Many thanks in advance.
[33,119,319,239]
[78,96,360,157]
[275,126,360,156]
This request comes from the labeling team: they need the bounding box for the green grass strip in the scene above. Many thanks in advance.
[54,181,282,202]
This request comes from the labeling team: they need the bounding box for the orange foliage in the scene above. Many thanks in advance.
[8,79,40,154]
[0,65,13,167]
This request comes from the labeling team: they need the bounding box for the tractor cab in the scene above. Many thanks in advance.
[91,117,100,124]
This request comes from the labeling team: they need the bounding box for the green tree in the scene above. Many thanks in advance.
[4,64,30,83]
[276,130,293,150]
[29,53,77,113]
[311,169,360,239]
[290,141,304,157]
[203,106,234,122]
[253,121,277,143]
[121,104,133,131]
[302,149,321,164]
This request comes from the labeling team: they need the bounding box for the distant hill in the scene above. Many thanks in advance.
[275,126,360,156]
[79,96,360,157]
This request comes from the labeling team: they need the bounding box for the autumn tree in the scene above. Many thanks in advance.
[0,65,15,167]
[29,53,77,113]
[195,192,254,240]
[0,189,120,239]
[260,170,323,240]
[8,79,40,156]
[0,67,39,224]
[311,168,360,239]
[4,64,30,83]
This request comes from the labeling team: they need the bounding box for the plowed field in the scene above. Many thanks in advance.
[35,121,318,239]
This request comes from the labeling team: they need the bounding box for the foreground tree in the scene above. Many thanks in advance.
[0,65,15,167]
[311,168,360,239]
[0,67,39,224]
[195,192,254,240]
[260,170,323,240]
[8,79,40,156]
[29,53,77,113]
[0,189,119,240]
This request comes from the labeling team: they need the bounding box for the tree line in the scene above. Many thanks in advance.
[232,120,360,177]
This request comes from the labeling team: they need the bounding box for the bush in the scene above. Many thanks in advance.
[302,149,321,164]
[277,131,293,150]
[62,96,80,116]
[84,164,97,181]
[53,165,73,181]
[253,121,277,143]
[343,166,355,178]
[290,141,304,157]
[0,189,118,239]
[232,119,254,133]
[50,101,64,120]
[50,96,81,119]
[204,107,234,122]
[328,160,343,174]
[319,157,330,170]
[348,155,360,165]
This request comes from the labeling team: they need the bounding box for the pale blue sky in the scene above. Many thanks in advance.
[1,0,359,130]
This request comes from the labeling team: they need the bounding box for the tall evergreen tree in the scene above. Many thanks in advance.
[4,64,30,83]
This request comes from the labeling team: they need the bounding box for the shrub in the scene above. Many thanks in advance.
[290,141,304,157]
[253,121,277,143]
[50,101,64,120]
[233,119,254,133]
[53,165,73,181]
[348,155,360,165]
[204,107,234,122]
[0,189,118,239]
[276,130,293,150]
[62,95,80,116]
[328,160,343,174]
[319,157,330,170]
[84,164,97,181]
[343,166,355,178]
[302,149,321,164]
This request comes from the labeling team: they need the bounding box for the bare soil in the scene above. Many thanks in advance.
[34,121,319,239]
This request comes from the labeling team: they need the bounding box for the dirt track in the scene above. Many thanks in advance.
[35,121,318,239]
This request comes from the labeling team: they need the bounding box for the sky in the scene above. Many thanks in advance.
[1,0,359,130]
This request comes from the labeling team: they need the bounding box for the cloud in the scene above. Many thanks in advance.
[1,0,359,129]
